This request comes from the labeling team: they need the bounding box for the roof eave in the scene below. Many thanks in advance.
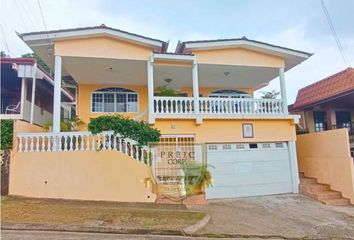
[18,27,166,50]
[182,39,312,59]
[293,89,354,111]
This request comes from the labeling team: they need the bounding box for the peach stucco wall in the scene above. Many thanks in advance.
[154,119,296,143]
[13,120,43,134]
[77,83,295,143]
[77,84,255,128]
[9,150,155,202]
[77,84,148,127]
[297,129,354,203]
[193,48,285,67]
[54,37,152,60]
[12,120,44,151]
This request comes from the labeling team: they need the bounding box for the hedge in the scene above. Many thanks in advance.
[88,115,160,146]
[1,120,13,150]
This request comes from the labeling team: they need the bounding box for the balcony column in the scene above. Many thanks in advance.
[20,77,26,119]
[29,75,36,124]
[279,67,288,114]
[147,54,155,124]
[193,60,202,124]
[53,55,62,133]
[29,63,37,124]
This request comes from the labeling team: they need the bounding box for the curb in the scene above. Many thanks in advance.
[183,214,211,235]
[1,223,182,236]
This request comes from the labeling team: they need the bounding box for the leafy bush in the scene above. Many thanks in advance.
[1,120,13,150]
[182,160,213,195]
[42,116,84,132]
[88,115,161,146]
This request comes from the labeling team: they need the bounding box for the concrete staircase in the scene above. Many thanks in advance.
[299,172,350,206]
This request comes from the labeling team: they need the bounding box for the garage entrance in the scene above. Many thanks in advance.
[206,142,293,199]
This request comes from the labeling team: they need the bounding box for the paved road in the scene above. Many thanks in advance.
[188,194,354,239]
[1,230,269,240]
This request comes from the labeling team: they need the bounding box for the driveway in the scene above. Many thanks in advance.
[188,194,354,239]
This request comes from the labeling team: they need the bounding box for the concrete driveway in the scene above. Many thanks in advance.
[188,194,354,239]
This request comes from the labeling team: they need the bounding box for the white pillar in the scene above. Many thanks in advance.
[147,54,155,124]
[53,55,62,132]
[30,76,36,124]
[20,77,26,119]
[279,67,288,114]
[192,61,199,112]
[288,141,300,193]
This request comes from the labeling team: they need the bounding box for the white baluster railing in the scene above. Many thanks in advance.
[153,97,285,116]
[153,96,195,114]
[198,97,284,115]
[16,131,148,162]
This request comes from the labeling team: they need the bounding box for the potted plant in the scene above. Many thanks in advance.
[182,160,213,196]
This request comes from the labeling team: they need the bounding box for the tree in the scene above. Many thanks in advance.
[261,90,280,99]
[1,51,7,57]
[21,53,51,74]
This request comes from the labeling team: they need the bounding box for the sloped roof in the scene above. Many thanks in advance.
[19,24,168,52]
[176,37,312,56]
[293,67,354,110]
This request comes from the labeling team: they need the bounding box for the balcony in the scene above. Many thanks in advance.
[152,96,287,122]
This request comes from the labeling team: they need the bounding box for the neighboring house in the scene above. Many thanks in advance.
[291,68,354,205]
[9,25,312,203]
[1,57,75,125]
[291,67,354,151]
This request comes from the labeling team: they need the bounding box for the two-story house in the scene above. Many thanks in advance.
[10,25,312,203]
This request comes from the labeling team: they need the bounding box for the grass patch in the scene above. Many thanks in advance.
[1,196,205,231]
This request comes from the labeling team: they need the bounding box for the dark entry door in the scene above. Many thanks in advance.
[336,111,352,132]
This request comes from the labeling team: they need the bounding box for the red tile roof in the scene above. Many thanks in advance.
[293,67,354,110]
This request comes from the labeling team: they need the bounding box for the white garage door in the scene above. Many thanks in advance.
[206,142,293,199]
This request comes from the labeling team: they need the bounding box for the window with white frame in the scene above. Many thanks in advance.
[91,88,138,113]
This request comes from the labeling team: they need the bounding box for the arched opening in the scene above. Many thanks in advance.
[209,89,251,98]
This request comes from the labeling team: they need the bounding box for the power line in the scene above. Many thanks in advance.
[320,0,348,66]
[19,0,39,31]
[14,0,29,31]
[37,0,49,34]
[0,24,11,56]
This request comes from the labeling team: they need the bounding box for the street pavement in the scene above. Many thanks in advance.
[1,230,276,240]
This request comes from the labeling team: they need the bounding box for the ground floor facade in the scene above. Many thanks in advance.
[10,118,299,203]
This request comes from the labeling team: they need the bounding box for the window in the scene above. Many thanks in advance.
[236,144,245,149]
[208,145,218,150]
[91,88,138,113]
[275,143,284,148]
[262,143,271,149]
[209,89,251,98]
[222,144,231,150]
[313,111,327,132]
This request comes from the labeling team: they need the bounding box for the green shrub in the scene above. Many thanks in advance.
[182,160,213,195]
[0,120,13,150]
[42,116,84,132]
[88,115,160,146]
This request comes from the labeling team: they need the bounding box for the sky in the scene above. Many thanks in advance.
[1,0,353,104]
